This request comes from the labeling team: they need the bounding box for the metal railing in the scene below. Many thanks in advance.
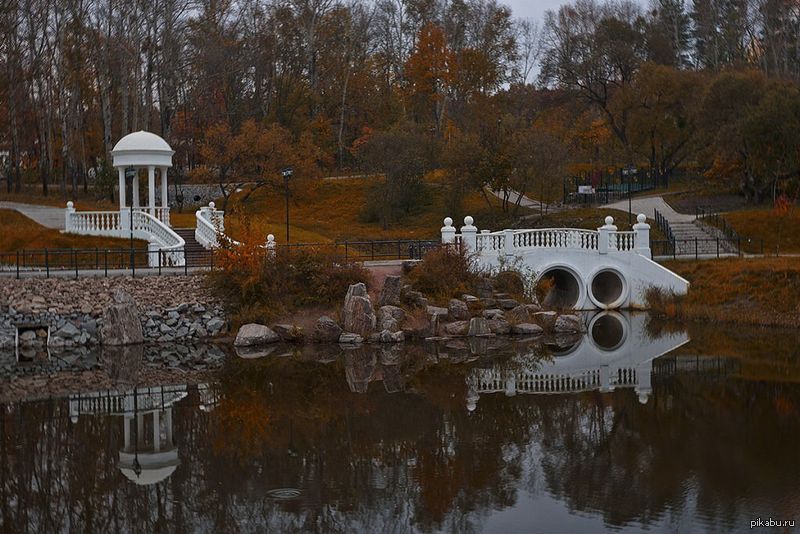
[0,247,214,278]
[653,208,675,243]
[695,205,741,242]
[0,239,439,278]
[652,237,764,260]
[277,239,438,261]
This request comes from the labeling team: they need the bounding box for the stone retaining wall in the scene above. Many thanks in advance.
[0,275,228,350]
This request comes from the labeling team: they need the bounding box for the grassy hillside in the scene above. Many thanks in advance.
[650,257,800,327]
[0,209,146,253]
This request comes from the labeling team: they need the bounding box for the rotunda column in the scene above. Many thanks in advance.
[133,170,141,210]
[147,166,156,216]
[161,167,168,209]
[118,167,126,211]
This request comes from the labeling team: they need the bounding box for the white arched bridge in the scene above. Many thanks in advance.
[441,214,689,310]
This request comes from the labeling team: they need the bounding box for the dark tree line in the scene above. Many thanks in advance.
[1,0,799,206]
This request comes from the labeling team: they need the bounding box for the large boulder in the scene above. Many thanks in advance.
[313,316,342,343]
[234,324,280,346]
[487,319,511,335]
[378,275,402,306]
[448,299,470,321]
[511,323,544,335]
[272,324,304,343]
[378,305,406,332]
[101,292,144,346]
[468,317,492,337]
[443,320,470,336]
[531,311,558,331]
[343,283,377,337]
[506,304,543,324]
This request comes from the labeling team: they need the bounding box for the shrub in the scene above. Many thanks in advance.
[493,270,525,298]
[406,246,479,304]
[207,233,370,326]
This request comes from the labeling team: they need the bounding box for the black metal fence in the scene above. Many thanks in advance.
[652,237,764,260]
[0,239,439,279]
[695,205,742,242]
[653,208,674,242]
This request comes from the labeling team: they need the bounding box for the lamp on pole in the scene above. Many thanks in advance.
[281,167,293,244]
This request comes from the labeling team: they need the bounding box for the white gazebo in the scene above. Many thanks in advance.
[64,130,186,266]
[111,130,174,227]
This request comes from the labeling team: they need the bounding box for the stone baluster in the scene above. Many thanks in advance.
[633,213,651,258]
[460,216,477,251]
[441,217,455,244]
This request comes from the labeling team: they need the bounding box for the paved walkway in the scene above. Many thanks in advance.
[488,188,563,213]
[601,196,694,222]
[602,196,738,256]
[0,201,65,230]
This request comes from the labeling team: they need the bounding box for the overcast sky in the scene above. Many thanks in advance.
[503,0,565,22]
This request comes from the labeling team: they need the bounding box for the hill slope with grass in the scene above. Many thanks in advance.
[0,209,147,254]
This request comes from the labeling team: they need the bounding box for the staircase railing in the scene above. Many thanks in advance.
[132,210,185,266]
[196,202,238,249]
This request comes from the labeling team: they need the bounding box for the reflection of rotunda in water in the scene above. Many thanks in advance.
[68,383,218,485]
[466,312,690,411]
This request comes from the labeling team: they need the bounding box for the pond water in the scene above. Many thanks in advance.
[2,313,800,533]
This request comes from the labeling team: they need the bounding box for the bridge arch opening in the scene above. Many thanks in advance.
[589,312,627,351]
[589,269,627,309]
[538,267,582,309]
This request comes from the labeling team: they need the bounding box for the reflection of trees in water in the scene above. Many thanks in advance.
[2,356,800,532]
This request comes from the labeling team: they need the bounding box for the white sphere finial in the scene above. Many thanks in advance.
[637,213,646,224]
[66,201,74,209]
[464,215,474,226]
[443,217,453,227]
[208,201,216,209]
[267,234,275,242]
[604,216,614,226]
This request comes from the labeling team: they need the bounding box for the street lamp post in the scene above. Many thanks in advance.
[281,167,293,244]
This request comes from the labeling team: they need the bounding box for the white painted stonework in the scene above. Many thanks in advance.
[442,214,689,310]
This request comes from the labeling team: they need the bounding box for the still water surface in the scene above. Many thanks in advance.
[2,312,799,533]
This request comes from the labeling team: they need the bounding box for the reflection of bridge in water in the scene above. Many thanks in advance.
[466,312,698,410]
[68,383,218,485]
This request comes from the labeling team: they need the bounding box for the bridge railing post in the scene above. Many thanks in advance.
[503,229,515,257]
[460,216,477,251]
[65,201,76,232]
[441,217,455,244]
[633,213,651,259]
[598,216,616,255]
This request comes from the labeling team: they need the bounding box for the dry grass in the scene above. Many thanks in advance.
[221,178,507,243]
[0,209,146,253]
[1,190,117,209]
[649,257,800,327]
[715,208,800,254]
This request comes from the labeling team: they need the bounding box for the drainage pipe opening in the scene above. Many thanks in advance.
[590,270,626,309]
[538,268,581,309]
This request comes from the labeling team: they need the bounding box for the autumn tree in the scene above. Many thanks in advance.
[356,124,438,228]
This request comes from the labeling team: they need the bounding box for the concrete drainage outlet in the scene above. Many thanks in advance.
[589,269,627,309]
[539,268,582,309]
